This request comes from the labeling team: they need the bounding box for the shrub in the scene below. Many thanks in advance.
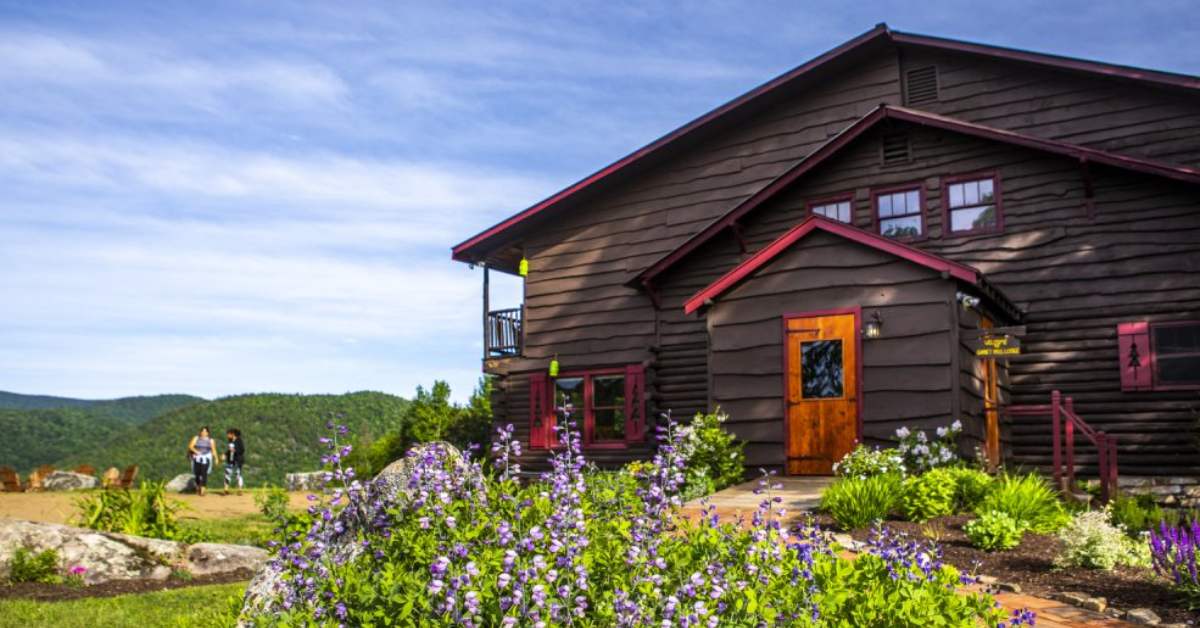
[895,420,962,473]
[1056,510,1150,570]
[833,444,905,478]
[1151,521,1200,610]
[248,420,1028,627]
[900,468,959,522]
[678,409,745,499]
[965,510,1025,551]
[74,480,183,540]
[944,467,995,512]
[6,546,62,584]
[976,472,1070,534]
[821,473,902,530]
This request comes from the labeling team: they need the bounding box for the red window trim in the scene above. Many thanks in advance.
[805,193,856,224]
[870,182,927,242]
[941,171,1005,237]
[551,367,645,449]
[1149,320,1200,391]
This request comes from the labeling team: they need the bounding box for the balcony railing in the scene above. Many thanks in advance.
[486,307,523,358]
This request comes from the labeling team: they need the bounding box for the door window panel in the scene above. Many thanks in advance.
[801,339,844,398]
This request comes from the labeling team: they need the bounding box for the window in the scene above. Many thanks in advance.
[944,175,1002,235]
[808,196,853,223]
[530,366,646,448]
[873,185,924,239]
[1153,322,1200,387]
[801,339,844,398]
[1118,321,1200,391]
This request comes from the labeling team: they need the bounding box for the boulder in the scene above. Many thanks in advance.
[0,519,266,586]
[165,473,197,493]
[41,471,98,491]
[284,471,325,491]
[239,442,475,626]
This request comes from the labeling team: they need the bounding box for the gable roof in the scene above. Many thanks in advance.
[451,25,1200,266]
[682,216,1018,318]
[637,104,1200,287]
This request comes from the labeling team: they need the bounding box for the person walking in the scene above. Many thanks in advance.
[222,428,245,495]
[188,426,218,496]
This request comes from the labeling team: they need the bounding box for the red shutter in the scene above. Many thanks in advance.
[624,364,647,442]
[529,372,551,448]
[1117,322,1153,391]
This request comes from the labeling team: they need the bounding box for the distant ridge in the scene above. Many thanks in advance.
[0,391,205,423]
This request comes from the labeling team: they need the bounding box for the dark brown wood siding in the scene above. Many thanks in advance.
[705,231,963,471]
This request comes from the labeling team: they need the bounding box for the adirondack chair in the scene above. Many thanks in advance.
[73,464,96,476]
[101,467,121,489]
[26,468,46,491]
[117,464,139,489]
[0,466,24,492]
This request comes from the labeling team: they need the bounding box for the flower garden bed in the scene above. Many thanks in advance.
[0,568,254,602]
[823,515,1193,624]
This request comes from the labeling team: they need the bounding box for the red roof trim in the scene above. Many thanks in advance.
[449,25,892,262]
[453,26,1200,263]
[640,104,1200,287]
[682,216,979,315]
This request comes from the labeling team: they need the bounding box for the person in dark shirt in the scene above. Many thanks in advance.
[222,428,245,495]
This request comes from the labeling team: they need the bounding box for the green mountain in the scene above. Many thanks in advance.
[56,391,410,486]
[0,393,205,472]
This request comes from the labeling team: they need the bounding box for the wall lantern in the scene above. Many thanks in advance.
[518,257,529,277]
[548,356,560,377]
[863,310,884,339]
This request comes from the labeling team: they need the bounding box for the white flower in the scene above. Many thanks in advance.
[936,426,948,438]
[951,420,963,431]
[916,431,928,443]
[895,426,911,438]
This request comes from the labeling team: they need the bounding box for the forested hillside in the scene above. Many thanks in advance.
[0,393,205,471]
[56,391,411,485]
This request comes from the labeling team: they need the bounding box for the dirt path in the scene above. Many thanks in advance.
[0,490,310,525]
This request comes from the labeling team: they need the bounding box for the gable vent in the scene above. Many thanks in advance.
[881,131,911,166]
[904,65,939,105]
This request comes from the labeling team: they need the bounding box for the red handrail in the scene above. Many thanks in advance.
[1005,390,1119,503]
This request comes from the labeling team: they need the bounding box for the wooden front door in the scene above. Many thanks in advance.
[785,312,859,475]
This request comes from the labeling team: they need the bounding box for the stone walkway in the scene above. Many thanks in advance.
[681,478,1138,628]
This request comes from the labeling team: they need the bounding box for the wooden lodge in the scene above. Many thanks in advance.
[452,24,1200,479]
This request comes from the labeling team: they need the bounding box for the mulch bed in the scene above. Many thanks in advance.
[810,514,1195,624]
[0,568,255,602]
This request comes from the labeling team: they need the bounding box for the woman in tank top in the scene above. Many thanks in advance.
[188,426,218,496]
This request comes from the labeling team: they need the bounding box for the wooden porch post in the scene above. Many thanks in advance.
[482,264,490,361]
[1050,390,1063,491]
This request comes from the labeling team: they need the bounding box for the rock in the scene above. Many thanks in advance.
[976,574,998,585]
[185,543,268,577]
[1124,608,1162,625]
[284,471,325,491]
[1079,596,1107,612]
[1052,591,1090,605]
[239,442,476,626]
[995,581,1021,593]
[165,473,197,493]
[41,471,98,491]
[0,519,265,586]
[1118,476,1153,488]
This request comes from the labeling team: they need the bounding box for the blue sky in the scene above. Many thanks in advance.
[2,1,1197,401]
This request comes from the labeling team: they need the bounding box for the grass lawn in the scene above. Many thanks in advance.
[0,582,245,628]
[178,513,277,547]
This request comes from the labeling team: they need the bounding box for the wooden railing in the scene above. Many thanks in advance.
[486,307,523,358]
[1006,390,1119,503]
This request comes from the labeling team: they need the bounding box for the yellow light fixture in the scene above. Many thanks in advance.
[548,357,560,377]
[863,310,884,339]
[518,257,529,277]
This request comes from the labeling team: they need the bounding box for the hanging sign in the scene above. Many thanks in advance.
[974,333,1021,357]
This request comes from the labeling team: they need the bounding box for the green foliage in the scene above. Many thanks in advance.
[346,379,494,477]
[60,391,410,486]
[1108,492,1199,537]
[254,485,312,546]
[900,468,959,522]
[820,473,902,530]
[976,472,1070,534]
[1055,510,1150,570]
[832,444,905,478]
[679,409,745,499]
[6,547,62,584]
[944,467,995,512]
[0,582,244,628]
[964,510,1025,551]
[177,515,275,548]
[0,392,203,473]
[74,480,184,540]
[813,554,1003,625]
